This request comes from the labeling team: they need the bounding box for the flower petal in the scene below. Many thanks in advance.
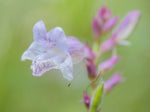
[113,11,141,42]
[21,42,46,61]
[47,27,68,53]
[31,46,66,76]
[67,36,85,64]
[59,54,73,80]
[33,21,47,43]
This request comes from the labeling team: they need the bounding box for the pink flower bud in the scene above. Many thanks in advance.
[99,34,117,54]
[103,16,118,32]
[98,55,120,72]
[84,43,95,60]
[86,59,97,80]
[97,6,112,22]
[92,18,103,38]
[104,73,124,94]
[80,91,91,109]
[92,6,112,38]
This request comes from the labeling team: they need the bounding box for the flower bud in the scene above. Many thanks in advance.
[103,16,118,32]
[97,6,112,22]
[92,6,113,38]
[86,59,97,80]
[104,73,124,94]
[84,43,95,60]
[113,11,141,45]
[92,18,103,38]
[99,34,117,54]
[80,91,91,109]
[98,55,120,72]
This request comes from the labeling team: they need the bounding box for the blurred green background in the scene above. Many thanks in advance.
[0,0,150,112]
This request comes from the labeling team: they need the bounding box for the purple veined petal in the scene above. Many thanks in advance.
[31,46,65,77]
[47,27,68,53]
[21,42,47,61]
[33,21,47,44]
[104,73,124,94]
[31,46,73,80]
[103,16,118,32]
[67,36,85,64]
[98,56,121,72]
[59,54,73,81]
[113,11,141,43]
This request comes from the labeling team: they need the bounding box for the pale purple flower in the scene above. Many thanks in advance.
[113,11,141,45]
[21,21,84,80]
[104,73,124,94]
[80,91,91,109]
[98,55,120,72]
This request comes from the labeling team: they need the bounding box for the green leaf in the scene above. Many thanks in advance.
[89,83,104,112]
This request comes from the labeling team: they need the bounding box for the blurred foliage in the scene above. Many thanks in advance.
[0,0,150,112]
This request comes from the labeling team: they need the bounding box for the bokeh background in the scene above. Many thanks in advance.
[0,0,150,112]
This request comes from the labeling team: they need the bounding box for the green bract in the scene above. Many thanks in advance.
[89,83,104,112]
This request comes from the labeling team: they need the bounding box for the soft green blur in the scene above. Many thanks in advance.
[0,0,150,112]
